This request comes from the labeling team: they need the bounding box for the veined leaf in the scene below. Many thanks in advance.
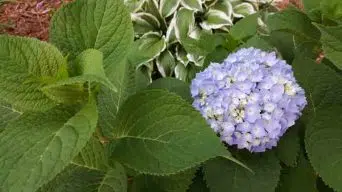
[128,32,166,67]
[42,49,116,104]
[0,35,68,111]
[124,0,144,12]
[147,77,192,102]
[305,106,342,192]
[110,89,232,175]
[37,138,127,192]
[97,59,148,138]
[204,152,281,192]
[276,124,300,167]
[130,168,196,192]
[276,152,318,192]
[0,101,98,192]
[320,0,342,21]
[266,8,320,41]
[49,0,133,73]
[37,162,127,192]
[314,24,342,69]
[160,0,181,18]
[230,12,259,41]
[0,101,21,132]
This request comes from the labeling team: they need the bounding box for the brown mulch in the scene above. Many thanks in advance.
[0,0,73,41]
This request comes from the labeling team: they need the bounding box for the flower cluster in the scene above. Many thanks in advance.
[191,48,307,152]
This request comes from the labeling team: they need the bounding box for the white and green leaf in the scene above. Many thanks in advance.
[200,9,233,30]
[132,12,160,35]
[233,2,256,18]
[180,0,203,12]
[175,8,195,41]
[160,0,181,18]
[156,50,177,77]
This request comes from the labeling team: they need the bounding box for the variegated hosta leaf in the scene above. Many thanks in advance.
[142,0,167,30]
[205,0,218,8]
[211,0,233,17]
[131,12,160,35]
[166,14,178,44]
[181,0,203,12]
[176,45,190,66]
[160,0,181,18]
[175,62,201,82]
[233,2,256,18]
[187,53,205,67]
[188,26,202,40]
[175,8,195,41]
[129,32,166,67]
[124,0,144,12]
[156,50,176,77]
[201,9,233,30]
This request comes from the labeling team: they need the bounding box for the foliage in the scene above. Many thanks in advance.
[1,0,342,191]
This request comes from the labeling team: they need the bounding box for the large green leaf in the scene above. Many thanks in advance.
[230,12,259,41]
[38,138,127,192]
[266,8,320,41]
[276,152,318,192]
[42,49,117,104]
[147,77,192,102]
[110,89,231,175]
[49,0,133,72]
[238,34,274,51]
[276,125,300,167]
[129,168,196,192]
[305,106,342,192]
[320,0,342,21]
[97,59,147,138]
[314,24,342,69]
[0,35,68,111]
[0,101,98,192]
[204,152,281,192]
[0,101,21,132]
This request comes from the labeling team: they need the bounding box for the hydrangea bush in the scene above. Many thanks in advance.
[1,0,342,191]
[191,48,307,152]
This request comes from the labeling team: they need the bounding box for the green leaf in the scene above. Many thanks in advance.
[292,55,342,114]
[42,49,117,104]
[314,24,342,69]
[97,60,141,138]
[156,50,176,77]
[147,77,192,102]
[230,12,259,41]
[124,0,144,12]
[49,0,133,72]
[320,0,342,21]
[37,161,127,192]
[276,152,318,192]
[175,62,201,83]
[302,0,320,12]
[0,35,68,111]
[266,8,320,41]
[160,0,181,18]
[187,169,210,192]
[129,168,196,192]
[276,125,300,167]
[204,152,281,192]
[0,101,98,192]
[110,89,231,175]
[268,31,295,63]
[0,101,21,132]
[305,106,342,192]
[128,32,166,67]
[132,12,160,35]
[238,34,274,51]
[203,46,229,69]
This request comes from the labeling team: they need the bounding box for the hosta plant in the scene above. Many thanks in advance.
[2,0,342,191]
[125,0,272,82]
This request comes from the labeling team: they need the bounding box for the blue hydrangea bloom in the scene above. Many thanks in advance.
[191,47,307,152]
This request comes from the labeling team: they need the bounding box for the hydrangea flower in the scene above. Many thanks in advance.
[191,47,307,152]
